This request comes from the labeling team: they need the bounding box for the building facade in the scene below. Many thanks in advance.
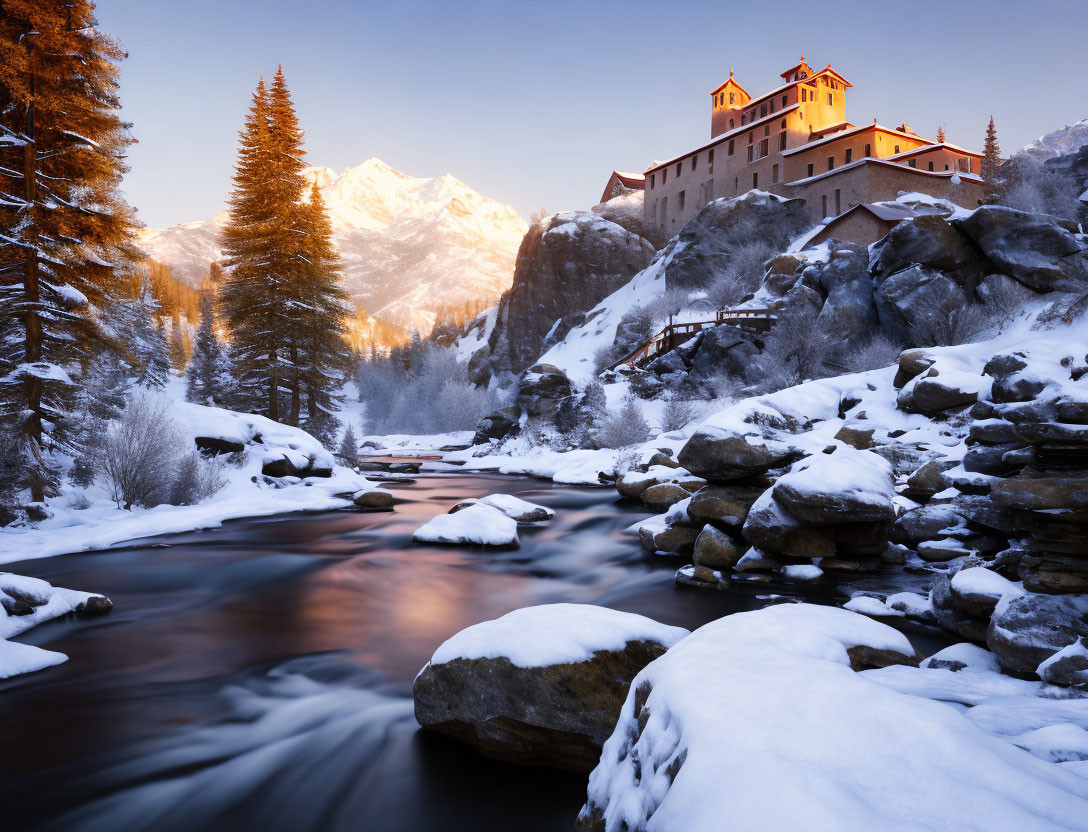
[640,58,984,234]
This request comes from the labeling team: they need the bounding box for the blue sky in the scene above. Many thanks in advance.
[103,0,1088,228]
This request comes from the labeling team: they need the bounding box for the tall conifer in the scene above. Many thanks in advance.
[0,0,137,501]
[981,116,1001,186]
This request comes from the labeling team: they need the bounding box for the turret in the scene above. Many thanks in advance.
[710,70,751,138]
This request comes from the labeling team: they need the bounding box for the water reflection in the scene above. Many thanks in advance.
[0,474,941,830]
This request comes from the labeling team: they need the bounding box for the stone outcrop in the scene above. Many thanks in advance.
[677,428,796,482]
[480,212,655,385]
[515,364,573,418]
[472,406,521,445]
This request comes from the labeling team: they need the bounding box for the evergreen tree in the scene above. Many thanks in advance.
[131,279,168,388]
[296,177,351,422]
[70,349,128,487]
[186,286,224,404]
[0,0,137,501]
[168,316,187,371]
[142,320,171,389]
[337,421,358,465]
[936,124,946,144]
[982,116,1001,186]
[219,76,290,421]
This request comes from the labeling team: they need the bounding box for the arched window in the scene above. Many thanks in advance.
[729,119,734,129]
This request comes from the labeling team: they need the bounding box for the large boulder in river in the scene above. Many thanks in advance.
[952,205,1087,291]
[515,364,572,418]
[771,447,896,525]
[678,428,796,483]
[874,265,967,344]
[413,604,688,772]
[484,212,655,381]
[661,191,810,293]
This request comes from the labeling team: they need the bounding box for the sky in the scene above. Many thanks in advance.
[103,0,1088,229]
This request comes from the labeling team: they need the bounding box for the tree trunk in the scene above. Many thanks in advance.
[23,53,44,502]
[268,355,279,422]
[288,343,300,426]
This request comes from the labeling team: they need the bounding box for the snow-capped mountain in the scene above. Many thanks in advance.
[138,158,528,334]
[1020,117,1088,161]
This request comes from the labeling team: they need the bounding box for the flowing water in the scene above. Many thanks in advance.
[0,473,942,831]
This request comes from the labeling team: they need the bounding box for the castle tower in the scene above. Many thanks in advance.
[710,70,751,138]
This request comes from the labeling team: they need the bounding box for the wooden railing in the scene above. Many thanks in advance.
[608,308,775,371]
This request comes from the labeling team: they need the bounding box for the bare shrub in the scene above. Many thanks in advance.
[998,155,1082,221]
[99,394,182,509]
[708,238,777,308]
[752,305,835,392]
[908,301,993,348]
[839,332,903,373]
[613,449,642,476]
[596,395,652,448]
[658,395,699,433]
[98,394,227,510]
[169,451,229,506]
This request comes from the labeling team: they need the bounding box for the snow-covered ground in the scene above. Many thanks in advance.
[1,380,375,565]
[582,603,1088,831]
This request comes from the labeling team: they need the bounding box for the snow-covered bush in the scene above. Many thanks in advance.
[908,300,992,348]
[169,450,228,506]
[594,305,656,373]
[596,395,652,448]
[357,340,500,434]
[707,238,776,308]
[998,154,1083,221]
[96,393,225,510]
[839,332,903,373]
[658,395,700,433]
[753,305,835,392]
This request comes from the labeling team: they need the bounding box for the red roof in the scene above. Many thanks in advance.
[710,73,751,99]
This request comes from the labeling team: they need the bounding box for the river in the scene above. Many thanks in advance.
[0,472,941,831]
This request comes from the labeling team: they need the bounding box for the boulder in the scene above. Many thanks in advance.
[473,406,522,445]
[870,214,986,277]
[677,428,795,482]
[949,566,1023,618]
[741,490,836,559]
[414,604,688,772]
[262,455,333,479]
[771,447,896,525]
[413,504,519,548]
[992,469,1088,511]
[353,489,394,509]
[686,484,765,529]
[640,483,692,513]
[1038,637,1088,688]
[986,592,1088,676]
[638,522,699,556]
[686,325,762,385]
[893,348,937,388]
[953,205,1087,291]
[834,424,875,450]
[194,436,244,456]
[900,368,986,414]
[875,266,966,344]
[903,458,957,499]
[892,504,964,544]
[931,573,990,643]
[983,351,1029,378]
[615,465,699,500]
[516,364,573,418]
[916,538,976,562]
[692,525,742,570]
[451,493,554,523]
[812,248,879,345]
[661,191,810,293]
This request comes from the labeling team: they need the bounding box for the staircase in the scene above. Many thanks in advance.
[608,308,774,371]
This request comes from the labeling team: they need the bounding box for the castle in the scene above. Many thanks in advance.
[604,58,986,241]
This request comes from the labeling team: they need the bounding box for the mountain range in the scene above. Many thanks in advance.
[138,158,528,334]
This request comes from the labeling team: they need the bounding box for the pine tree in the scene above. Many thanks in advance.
[337,421,358,465]
[70,348,128,487]
[168,316,187,371]
[936,124,946,144]
[219,77,290,421]
[186,286,224,404]
[297,177,351,422]
[142,320,171,389]
[0,0,138,501]
[982,116,1001,185]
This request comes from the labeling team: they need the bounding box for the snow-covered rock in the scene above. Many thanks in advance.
[0,573,112,679]
[579,604,1088,832]
[772,446,895,525]
[414,604,688,771]
[412,503,519,547]
[451,493,554,523]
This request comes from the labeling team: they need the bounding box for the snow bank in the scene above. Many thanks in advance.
[412,503,519,547]
[582,604,1088,831]
[0,572,108,679]
[0,396,370,565]
[429,603,689,669]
